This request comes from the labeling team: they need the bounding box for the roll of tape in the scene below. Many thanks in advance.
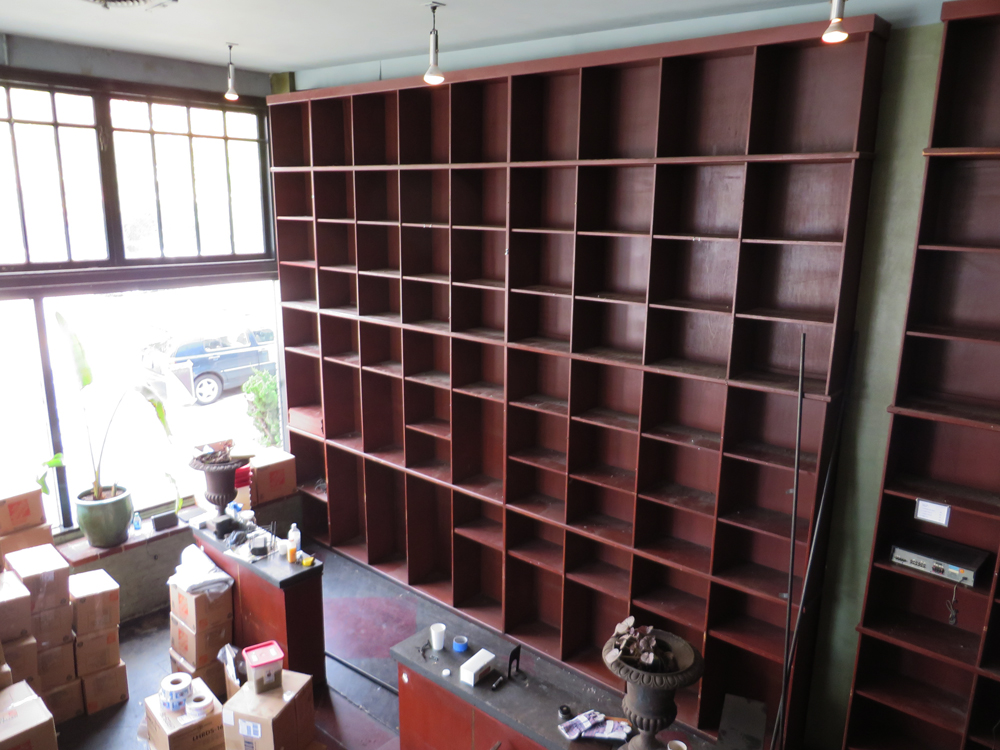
[453,636,469,653]
[185,692,214,719]
[159,693,186,713]
[159,673,193,712]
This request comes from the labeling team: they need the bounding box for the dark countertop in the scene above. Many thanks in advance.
[392,621,711,750]
[191,524,323,589]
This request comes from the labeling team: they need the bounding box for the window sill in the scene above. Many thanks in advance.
[58,515,192,567]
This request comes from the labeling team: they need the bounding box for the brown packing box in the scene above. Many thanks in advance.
[0,523,53,562]
[0,572,31,642]
[169,613,231,669]
[250,448,297,506]
[31,602,74,650]
[5,635,38,687]
[0,680,58,750]
[75,627,120,677]
[0,665,11,691]
[169,583,233,632]
[222,670,314,750]
[4,544,70,613]
[40,678,85,724]
[68,569,120,636]
[0,486,45,535]
[145,677,225,750]
[169,648,227,703]
[37,642,75,692]
[81,659,128,715]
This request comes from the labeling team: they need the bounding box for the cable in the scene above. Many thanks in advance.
[946,585,958,626]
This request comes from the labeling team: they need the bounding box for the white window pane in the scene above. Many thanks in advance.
[114,131,160,259]
[152,103,188,134]
[154,134,198,258]
[0,300,58,527]
[59,127,108,262]
[193,137,232,256]
[55,94,95,126]
[0,125,26,264]
[190,108,224,137]
[14,123,67,263]
[228,140,265,256]
[111,99,150,130]
[226,111,258,140]
[10,89,53,123]
[0,87,7,119]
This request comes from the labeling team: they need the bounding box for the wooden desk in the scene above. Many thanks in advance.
[192,526,326,689]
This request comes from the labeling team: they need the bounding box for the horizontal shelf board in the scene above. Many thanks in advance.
[728,371,830,400]
[575,291,647,305]
[508,336,571,355]
[715,563,803,606]
[453,381,505,402]
[872,560,992,599]
[646,358,728,382]
[917,243,1000,255]
[736,308,835,326]
[507,621,562,658]
[316,217,356,225]
[279,260,317,269]
[510,394,569,416]
[454,518,504,550]
[456,593,503,631]
[320,264,357,273]
[324,353,360,367]
[719,508,810,544]
[298,482,327,503]
[509,447,567,473]
[357,220,399,227]
[511,284,572,297]
[566,560,630,599]
[454,474,504,503]
[408,460,452,483]
[635,537,711,575]
[643,423,722,452]
[275,215,313,222]
[371,557,408,585]
[282,300,319,313]
[508,538,563,574]
[406,418,451,440]
[890,395,1000,431]
[859,615,980,669]
[854,678,969,735]
[412,577,453,607]
[724,440,819,473]
[363,361,403,378]
[359,312,401,324]
[510,227,575,235]
[333,537,368,565]
[649,299,732,315]
[639,482,716,518]
[507,495,565,525]
[908,324,1000,346]
[452,224,506,232]
[653,233,739,243]
[288,425,324,442]
[923,146,1000,158]
[632,587,707,630]
[401,222,449,230]
[577,230,651,239]
[406,319,451,334]
[327,432,364,452]
[453,326,505,343]
[710,615,786,663]
[575,346,643,367]
[358,268,401,278]
[319,305,360,319]
[571,464,637,493]
[403,273,449,284]
[884,474,1000,518]
[742,237,844,247]
[286,344,321,358]
[369,444,406,467]
[405,370,451,388]
[573,407,639,433]
[568,512,633,548]
[453,278,506,291]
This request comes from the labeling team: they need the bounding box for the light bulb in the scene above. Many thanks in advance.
[424,5,444,86]
[822,0,848,43]
[424,63,444,86]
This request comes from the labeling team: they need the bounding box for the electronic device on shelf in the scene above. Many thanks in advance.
[891,533,989,587]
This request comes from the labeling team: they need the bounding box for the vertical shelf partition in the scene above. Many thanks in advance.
[844,3,1000,750]
[269,15,886,745]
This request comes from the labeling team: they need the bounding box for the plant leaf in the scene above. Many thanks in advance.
[138,385,171,437]
[44,453,65,468]
[56,312,92,389]
[640,652,654,666]
[36,474,49,495]
[604,648,621,665]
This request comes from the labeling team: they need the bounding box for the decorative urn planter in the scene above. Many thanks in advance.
[190,453,249,513]
[74,486,134,548]
[602,629,704,750]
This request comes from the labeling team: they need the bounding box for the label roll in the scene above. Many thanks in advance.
[185,692,214,719]
[159,673,193,712]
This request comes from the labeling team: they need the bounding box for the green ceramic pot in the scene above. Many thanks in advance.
[74,486,133,548]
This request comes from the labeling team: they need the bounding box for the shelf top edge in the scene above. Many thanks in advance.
[942,0,1000,21]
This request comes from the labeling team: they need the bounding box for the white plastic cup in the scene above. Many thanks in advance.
[430,623,446,650]
[667,742,688,750]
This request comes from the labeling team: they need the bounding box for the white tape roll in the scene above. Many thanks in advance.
[159,673,193,712]
[185,692,214,719]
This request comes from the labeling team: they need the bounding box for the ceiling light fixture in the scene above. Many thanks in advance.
[424,2,446,86]
[225,44,239,102]
[822,0,849,43]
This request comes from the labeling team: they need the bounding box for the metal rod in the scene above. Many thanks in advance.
[325,650,399,695]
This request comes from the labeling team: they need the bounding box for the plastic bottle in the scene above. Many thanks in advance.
[287,523,301,562]
[131,511,142,531]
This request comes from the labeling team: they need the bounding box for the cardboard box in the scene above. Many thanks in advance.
[31,602,74,650]
[169,648,227,703]
[0,681,58,750]
[0,522,54,562]
[169,613,232,669]
[0,486,45,535]
[69,569,121,636]
[221,670,314,750]
[250,449,297,506]
[37,642,75,692]
[0,664,11,691]
[5,635,38,687]
[74,627,120,677]
[4,544,70,613]
[169,583,233,632]
[40,678,85,725]
[0,572,31,641]
[145,677,225,750]
[81,659,128,715]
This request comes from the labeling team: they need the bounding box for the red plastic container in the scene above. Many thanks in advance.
[243,640,284,693]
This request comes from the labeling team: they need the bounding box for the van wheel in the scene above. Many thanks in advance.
[194,374,223,405]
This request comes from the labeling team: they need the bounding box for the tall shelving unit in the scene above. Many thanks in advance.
[269,16,886,745]
[844,2,1000,749]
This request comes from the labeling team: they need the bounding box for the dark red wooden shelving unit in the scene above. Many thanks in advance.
[269,14,886,746]
[843,3,1000,749]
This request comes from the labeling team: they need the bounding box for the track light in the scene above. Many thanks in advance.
[822,0,849,43]
[424,3,445,86]
[225,43,239,101]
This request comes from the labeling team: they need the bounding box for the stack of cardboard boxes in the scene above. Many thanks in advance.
[168,577,233,701]
[0,486,54,564]
[0,681,59,750]
[69,568,128,717]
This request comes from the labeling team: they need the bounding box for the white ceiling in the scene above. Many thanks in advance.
[0,0,823,74]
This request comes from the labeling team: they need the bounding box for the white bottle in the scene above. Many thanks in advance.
[287,523,301,553]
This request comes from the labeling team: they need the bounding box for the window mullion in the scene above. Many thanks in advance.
[258,114,274,257]
[147,103,166,258]
[33,298,73,528]
[224,135,236,256]
[49,93,75,262]
[6,90,31,263]
[188,109,203,257]
[93,93,127,265]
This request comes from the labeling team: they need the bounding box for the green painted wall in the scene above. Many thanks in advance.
[805,23,944,749]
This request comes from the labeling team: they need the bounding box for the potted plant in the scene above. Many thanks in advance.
[57,313,171,548]
[602,617,704,750]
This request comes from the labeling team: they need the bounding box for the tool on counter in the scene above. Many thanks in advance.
[558,710,606,740]
[491,675,505,691]
[507,644,521,679]
[558,705,573,722]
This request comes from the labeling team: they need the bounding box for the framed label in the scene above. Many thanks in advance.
[915,498,950,527]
